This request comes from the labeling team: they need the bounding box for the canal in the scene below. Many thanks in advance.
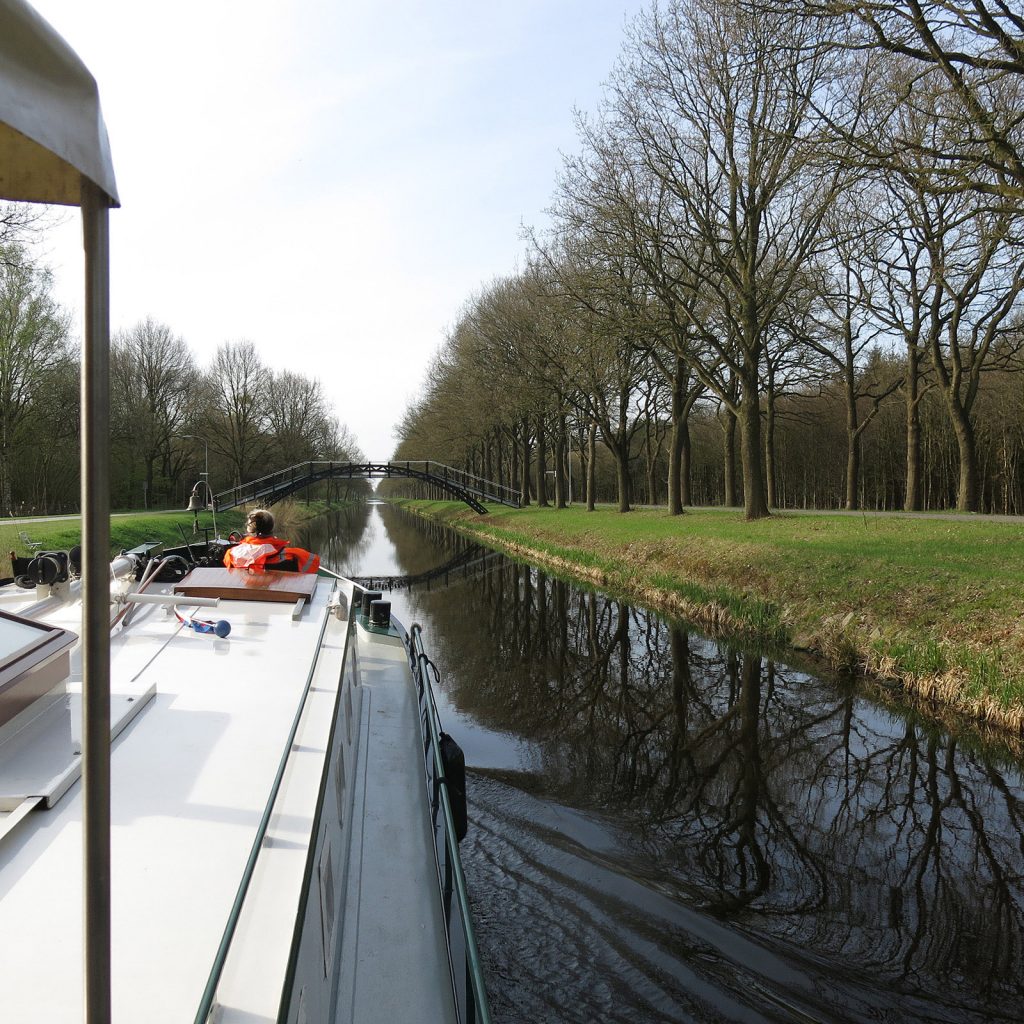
[303,502,1024,1024]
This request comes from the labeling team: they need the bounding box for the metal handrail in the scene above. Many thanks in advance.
[406,623,492,1024]
[193,580,337,1023]
[407,461,522,506]
[212,460,522,512]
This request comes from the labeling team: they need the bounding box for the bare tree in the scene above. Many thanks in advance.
[200,340,269,487]
[264,370,335,463]
[0,246,71,513]
[823,1,1024,200]
[111,317,197,507]
[801,193,903,509]
[549,116,709,514]
[605,0,851,518]
[865,95,1024,511]
[0,202,52,265]
[527,252,653,513]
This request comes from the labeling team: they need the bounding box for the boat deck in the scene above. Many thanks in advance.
[0,573,458,1022]
[334,628,457,1023]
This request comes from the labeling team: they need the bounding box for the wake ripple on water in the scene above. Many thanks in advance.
[461,772,963,1024]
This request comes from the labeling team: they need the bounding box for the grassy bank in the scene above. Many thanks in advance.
[396,499,1024,736]
[0,497,338,577]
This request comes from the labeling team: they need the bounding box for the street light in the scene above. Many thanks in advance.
[180,434,217,537]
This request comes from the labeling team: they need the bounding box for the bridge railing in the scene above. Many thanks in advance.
[214,461,324,511]
[399,462,521,508]
[213,460,521,513]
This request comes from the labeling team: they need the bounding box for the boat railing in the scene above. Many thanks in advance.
[406,622,493,1024]
[193,579,337,1023]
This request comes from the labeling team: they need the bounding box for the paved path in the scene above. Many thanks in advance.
[579,503,1024,524]
[695,505,1024,524]
[3,510,178,526]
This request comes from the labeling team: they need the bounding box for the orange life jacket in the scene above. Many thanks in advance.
[224,535,320,574]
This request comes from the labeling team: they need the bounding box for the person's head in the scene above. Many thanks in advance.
[246,508,274,537]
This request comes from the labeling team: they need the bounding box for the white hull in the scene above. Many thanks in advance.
[0,568,463,1022]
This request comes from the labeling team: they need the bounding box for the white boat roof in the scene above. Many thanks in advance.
[0,0,118,205]
[0,570,456,1021]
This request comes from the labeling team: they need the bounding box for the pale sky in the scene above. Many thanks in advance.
[27,0,644,461]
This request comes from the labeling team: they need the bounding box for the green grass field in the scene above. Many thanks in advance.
[0,509,248,577]
[399,500,1024,733]
[0,497,349,572]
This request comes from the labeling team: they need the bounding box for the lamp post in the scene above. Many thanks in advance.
[181,434,217,537]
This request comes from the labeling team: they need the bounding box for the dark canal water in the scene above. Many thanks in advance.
[302,502,1024,1024]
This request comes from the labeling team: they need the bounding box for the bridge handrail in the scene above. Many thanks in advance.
[412,462,521,506]
[212,460,521,513]
[215,460,320,504]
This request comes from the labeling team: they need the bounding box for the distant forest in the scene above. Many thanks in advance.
[394,1,1024,518]
[0,222,362,514]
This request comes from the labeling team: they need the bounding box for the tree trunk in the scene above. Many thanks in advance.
[0,443,11,516]
[723,408,738,507]
[509,428,518,499]
[844,370,860,511]
[948,399,980,511]
[679,418,692,507]
[667,364,684,514]
[764,385,776,510]
[739,383,769,520]
[554,415,567,509]
[905,345,922,512]
[846,430,861,513]
[586,420,597,511]
[535,416,549,507]
[520,417,531,506]
[614,443,632,513]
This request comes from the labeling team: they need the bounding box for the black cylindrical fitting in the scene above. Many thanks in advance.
[369,599,391,628]
[361,590,382,617]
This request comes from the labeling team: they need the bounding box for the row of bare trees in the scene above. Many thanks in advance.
[0,230,361,514]
[395,1,1024,518]
[109,321,363,511]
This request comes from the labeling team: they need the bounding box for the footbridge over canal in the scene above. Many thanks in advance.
[214,461,521,515]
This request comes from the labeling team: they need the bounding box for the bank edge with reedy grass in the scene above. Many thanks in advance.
[393,498,1024,741]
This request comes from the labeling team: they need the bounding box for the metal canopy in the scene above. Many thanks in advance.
[0,0,118,206]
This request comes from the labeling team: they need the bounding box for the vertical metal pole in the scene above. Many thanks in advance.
[81,176,112,1024]
[206,440,217,539]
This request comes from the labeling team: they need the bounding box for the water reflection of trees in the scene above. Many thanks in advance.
[403,546,1024,1010]
[374,505,484,578]
[298,503,373,576]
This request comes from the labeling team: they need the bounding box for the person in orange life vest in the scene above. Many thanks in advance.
[223,508,320,573]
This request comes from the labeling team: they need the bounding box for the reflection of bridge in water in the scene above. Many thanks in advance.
[215,461,521,514]
[353,544,505,593]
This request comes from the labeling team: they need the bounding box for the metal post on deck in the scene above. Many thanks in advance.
[81,176,113,1024]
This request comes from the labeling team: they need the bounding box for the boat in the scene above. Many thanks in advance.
[0,3,490,1021]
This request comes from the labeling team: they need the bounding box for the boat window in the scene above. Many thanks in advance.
[0,610,78,730]
[0,614,48,662]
